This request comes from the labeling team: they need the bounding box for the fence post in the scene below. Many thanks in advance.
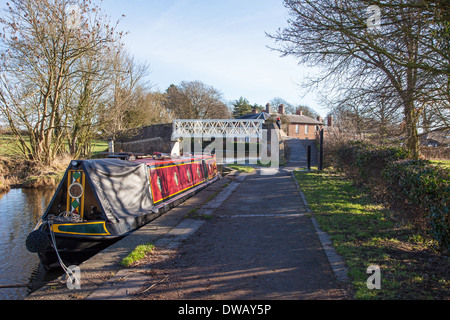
[319,129,324,171]
[108,137,114,153]
[307,145,311,171]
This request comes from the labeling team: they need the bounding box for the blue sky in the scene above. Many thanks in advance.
[101,0,327,117]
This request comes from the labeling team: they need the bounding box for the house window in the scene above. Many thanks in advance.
[305,125,309,134]
[295,125,299,134]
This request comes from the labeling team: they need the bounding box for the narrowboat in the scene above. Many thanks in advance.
[26,153,219,269]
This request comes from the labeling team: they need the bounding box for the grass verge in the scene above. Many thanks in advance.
[226,164,256,173]
[120,243,155,267]
[431,160,450,169]
[294,168,449,300]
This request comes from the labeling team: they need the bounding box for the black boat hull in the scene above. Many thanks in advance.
[38,237,121,270]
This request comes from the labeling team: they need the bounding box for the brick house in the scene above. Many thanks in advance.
[236,103,325,140]
[277,104,324,140]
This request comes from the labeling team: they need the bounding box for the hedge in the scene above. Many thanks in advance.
[384,160,449,249]
[334,141,449,250]
[334,141,410,186]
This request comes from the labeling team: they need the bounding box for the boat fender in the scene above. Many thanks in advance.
[26,230,51,253]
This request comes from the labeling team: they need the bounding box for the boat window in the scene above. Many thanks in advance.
[68,182,83,199]
[174,172,179,186]
[187,170,191,181]
[157,176,162,192]
[197,167,201,178]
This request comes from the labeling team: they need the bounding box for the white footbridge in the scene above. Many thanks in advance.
[170,119,275,162]
[171,119,264,140]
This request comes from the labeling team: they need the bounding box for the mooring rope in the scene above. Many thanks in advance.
[47,219,81,288]
[0,281,56,289]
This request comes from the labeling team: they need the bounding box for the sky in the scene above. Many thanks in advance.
[100,0,329,117]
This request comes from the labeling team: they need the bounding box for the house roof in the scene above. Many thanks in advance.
[419,130,450,146]
[237,112,270,120]
[283,114,323,125]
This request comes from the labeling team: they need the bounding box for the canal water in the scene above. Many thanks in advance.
[0,187,63,300]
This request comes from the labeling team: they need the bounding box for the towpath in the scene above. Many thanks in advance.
[133,138,348,300]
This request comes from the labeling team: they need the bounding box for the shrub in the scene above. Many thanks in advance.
[334,141,409,180]
[383,160,449,250]
[334,141,366,177]
[355,144,409,182]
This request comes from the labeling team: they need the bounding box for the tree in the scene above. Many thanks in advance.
[269,97,295,114]
[231,97,253,118]
[165,81,230,119]
[269,97,319,118]
[0,0,122,164]
[67,39,118,158]
[268,0,449,158]
[98,50,152,141]
[124,90,173,128]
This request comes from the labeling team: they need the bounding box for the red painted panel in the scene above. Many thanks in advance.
[149,168,163,203]
[145,155,216,204]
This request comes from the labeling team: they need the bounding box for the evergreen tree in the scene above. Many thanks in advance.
[232,97,253,118]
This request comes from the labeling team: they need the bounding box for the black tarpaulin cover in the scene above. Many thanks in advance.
[83,159,154,221]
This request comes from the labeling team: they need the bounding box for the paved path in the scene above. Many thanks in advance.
[135,139,348,300]
[138,175,345,300]
[284,138,318,168]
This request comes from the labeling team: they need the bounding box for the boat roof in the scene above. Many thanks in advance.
[132,154,215,166]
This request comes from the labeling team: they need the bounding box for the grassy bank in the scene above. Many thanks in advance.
[0,155,69,192]
[0,135,109,191]
[294,169,449,300]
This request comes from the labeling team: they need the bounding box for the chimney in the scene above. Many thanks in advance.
[265,103,271,114]
[296,108,303,116]
[316,116,322,123]
[278,104,285,115]
[327,115,334,127]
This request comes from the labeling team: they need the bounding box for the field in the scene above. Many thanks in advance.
[0,134,108,157]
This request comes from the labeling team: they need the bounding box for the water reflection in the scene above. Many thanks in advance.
[0,188,59,300]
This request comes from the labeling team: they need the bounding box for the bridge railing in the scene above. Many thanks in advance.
[171,119,264,140]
